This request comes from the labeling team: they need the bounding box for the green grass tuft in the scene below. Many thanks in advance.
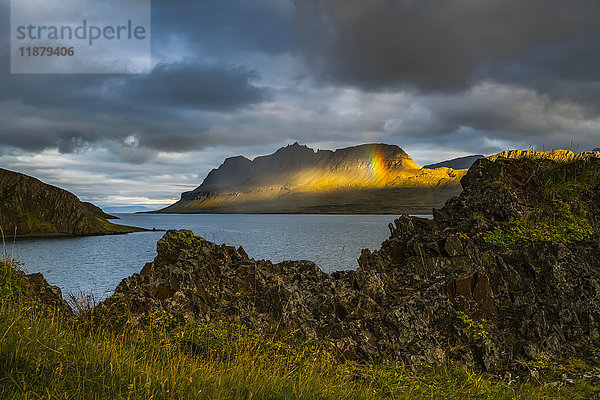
[483,159,600,247]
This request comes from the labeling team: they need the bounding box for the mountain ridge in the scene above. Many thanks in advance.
[156,143,466,214]
[187,143,422,197]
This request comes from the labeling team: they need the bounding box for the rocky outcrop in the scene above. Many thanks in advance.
[24,272,73,317]
[1,261,73,317]
[488,149,600,162]
[155,143,465,214]
[0,168,144,237]
[106,154,600,372]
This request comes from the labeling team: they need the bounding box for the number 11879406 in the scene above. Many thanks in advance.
[19,47,75,56]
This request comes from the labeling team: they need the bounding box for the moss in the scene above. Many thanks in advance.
[483,212,597,247]
[24,212,56,233]
[147,309,177,331]
[456,310,492,339]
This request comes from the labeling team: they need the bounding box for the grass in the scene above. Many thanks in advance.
[1,259,599,399]
[24,212,57,234]
[482,158,600,247]
[482,211,596,247]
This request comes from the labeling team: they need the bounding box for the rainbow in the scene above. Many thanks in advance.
[368,147,388,183]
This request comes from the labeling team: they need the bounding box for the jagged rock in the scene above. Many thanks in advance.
[24,272,73,317]
[104,154,600,372]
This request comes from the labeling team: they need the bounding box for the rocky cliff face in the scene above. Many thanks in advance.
[105,154,600,372]
[157,143,465,214]
[0,168,142,237]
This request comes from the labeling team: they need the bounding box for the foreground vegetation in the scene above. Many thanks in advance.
[1,260,598,399]
[473,158,600,247]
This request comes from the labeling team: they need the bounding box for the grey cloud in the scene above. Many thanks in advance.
[0,56,269,157]
[0,61,267,114]
[109,143,158,164]
[295,0,600,92]
[121,62,267,111]
[151,0,295,57]
[57,132,96,154]
[384,84,600,153]
[140,134,216,152]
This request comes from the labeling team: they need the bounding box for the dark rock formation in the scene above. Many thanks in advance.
[2,262,74,317]
[105,155,600,372]
[24,272,73,317]
[0,168,144,237]
[423,154,484,170]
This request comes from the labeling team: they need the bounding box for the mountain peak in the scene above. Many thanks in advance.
[222,155,251,165]
[271,142,314,156]
[169,143,465,213]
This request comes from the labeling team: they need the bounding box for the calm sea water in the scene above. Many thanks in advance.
[8,214,429,300]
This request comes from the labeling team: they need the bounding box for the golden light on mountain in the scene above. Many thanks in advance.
[369,146,390,182]
[156,143,468,214]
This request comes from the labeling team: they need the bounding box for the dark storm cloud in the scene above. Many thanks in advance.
[295,0,600,92]
[0,56,269,155]
[122,62,266,111]
[0,58,266,114]
[151,0,295,56]
[56,132,95,154]
[494,34,600,110]
[0,0,276,158]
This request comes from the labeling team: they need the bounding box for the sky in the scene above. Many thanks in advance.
[1,0,600,209]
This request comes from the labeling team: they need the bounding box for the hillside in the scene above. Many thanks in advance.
[0,168,144,237]
[157,143,466,214]
[423,154,484,170]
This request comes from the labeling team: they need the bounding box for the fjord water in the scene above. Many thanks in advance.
[8,214,427,300]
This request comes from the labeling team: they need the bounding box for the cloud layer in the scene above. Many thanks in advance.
[0,0,599,206]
